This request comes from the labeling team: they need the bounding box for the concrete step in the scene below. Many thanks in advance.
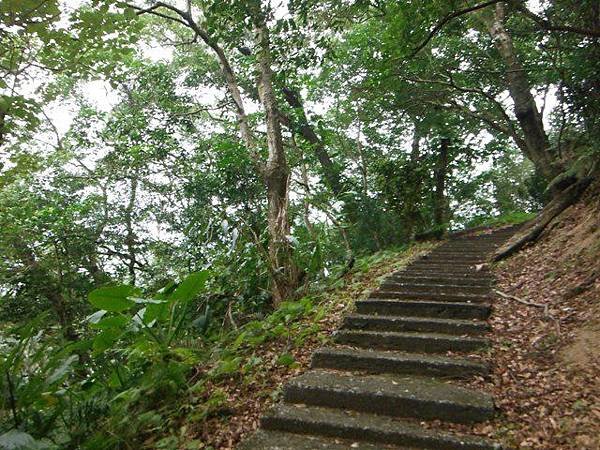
[311,347,489,378]
[369,291,490,303]
[262,404,502,450]
[427,250,490,257]
[379,282,490,295]
[387,275,493,287]
[239,429,404,449]
[418,254,488,261]
[397,269,493,278]
[334,330,489,353]
[407,259,489,272]
[400,267,489,275]
[284,370,495,423]
[355,299,491,319]
[343,314,490,335]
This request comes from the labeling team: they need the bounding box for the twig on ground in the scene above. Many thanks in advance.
[494,289,561,335]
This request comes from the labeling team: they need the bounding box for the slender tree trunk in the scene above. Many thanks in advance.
[484,3,559,180]
[433,138,450,231]
[125,176,138,286]
[404,120,425,239]
[356,120,368,196]
[0,109,6,148]
[255,22,300,305]
[211,44,254,149]
[280,88,343,194]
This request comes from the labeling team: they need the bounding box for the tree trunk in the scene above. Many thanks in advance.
[484,3,559,180]
[255,23,300,305]
[433,138,450,231]
[280,88,343,195]
[494,176,593,260]
[404,120,425,239]
[125,176,138,286]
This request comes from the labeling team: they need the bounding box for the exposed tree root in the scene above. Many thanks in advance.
[493,177,593,261]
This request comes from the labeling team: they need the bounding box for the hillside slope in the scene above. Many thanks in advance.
[488,181,600,448]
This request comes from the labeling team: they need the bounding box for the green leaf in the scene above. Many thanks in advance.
[123,6,137,20]
[93,328,123,354]
[88,285,139,312]
[144,302,168,323]
[168,271,209,302]
[276,353,296,367]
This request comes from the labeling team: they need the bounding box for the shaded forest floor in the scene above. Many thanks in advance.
[180,243,436,449]
[484,190,600,449]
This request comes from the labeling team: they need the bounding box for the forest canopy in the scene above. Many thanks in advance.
[0,0,598,448]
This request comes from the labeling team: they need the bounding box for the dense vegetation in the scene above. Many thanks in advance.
[1,0,598,448]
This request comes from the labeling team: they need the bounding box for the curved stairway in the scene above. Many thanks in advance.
[240,227,517,449]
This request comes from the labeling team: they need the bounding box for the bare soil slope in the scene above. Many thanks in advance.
[489,182,600,449]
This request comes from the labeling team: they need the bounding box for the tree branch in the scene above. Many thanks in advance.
[511,2,600,38]
[406,0,502,59]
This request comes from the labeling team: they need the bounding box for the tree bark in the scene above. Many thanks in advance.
[124,176,138,286]
[404,120,425,239]
[484,3,559,180]
[280,87,343,195]
[255,22,300,305]
[433,138,450,231]
[494,176,592,260]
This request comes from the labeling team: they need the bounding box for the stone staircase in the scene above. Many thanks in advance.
[240,227,517,449]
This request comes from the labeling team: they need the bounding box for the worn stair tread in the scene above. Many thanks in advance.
[393,271,494,280]
[356,299,491,320]
[334,329,489,353]
[387,276,493,287]
[311,347,489,377]
[284,370,495,423]
[379,282,489,295]
[343,314,490,334]
[369,291,490,303]
[263,404,502,450]
[240,429,407,449]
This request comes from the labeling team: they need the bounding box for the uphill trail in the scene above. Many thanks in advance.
[240,226,519,449]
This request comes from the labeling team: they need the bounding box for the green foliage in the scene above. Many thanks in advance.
[1,0,597,447]
[466,211,537,229]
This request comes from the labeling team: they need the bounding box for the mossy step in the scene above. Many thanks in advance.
[311,347,489,378]
[387,275,493,287]
[343,314,490,335]
[369,290,490,303]
[239,429,406,449]
[284,370,495,423]
[262,404,502,450]
[355,299,491,320]
[334,330,489,353]
[379,282,490,296]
